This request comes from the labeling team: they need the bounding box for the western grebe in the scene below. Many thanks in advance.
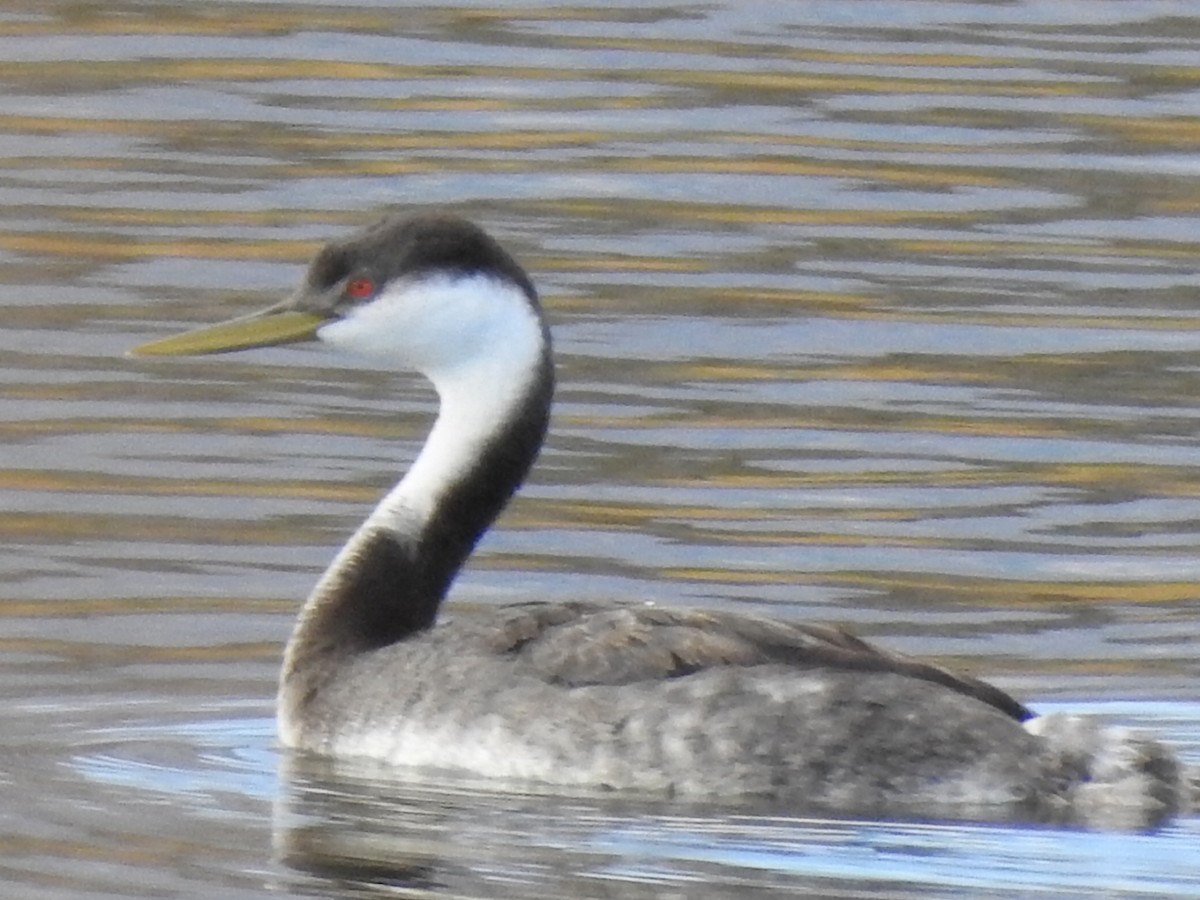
[133,212,1190,823]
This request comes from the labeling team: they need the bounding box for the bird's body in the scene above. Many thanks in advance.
[134,212,1190,824]
[283,600,1051,809]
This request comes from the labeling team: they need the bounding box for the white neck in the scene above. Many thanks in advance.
[314,272,548,534]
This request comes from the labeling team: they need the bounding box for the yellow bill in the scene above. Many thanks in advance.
[131,308,326,357]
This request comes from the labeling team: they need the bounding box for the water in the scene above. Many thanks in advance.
[2,1,1200,896]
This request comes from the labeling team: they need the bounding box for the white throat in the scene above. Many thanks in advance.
[316,272,547,531]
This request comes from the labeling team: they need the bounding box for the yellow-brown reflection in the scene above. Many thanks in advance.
[834,571,1200,607]
[0,230,312,264]
[0,467,374,502]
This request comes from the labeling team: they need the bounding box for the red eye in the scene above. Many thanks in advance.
[345,276,376,300]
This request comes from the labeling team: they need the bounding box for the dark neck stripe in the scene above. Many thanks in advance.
[285,336,553,671]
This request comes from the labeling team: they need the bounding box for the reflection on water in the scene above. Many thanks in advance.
[280,726,1200,899]
[272,724,1200,899]
[2,0,1200,897]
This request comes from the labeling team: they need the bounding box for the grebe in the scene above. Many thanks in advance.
[133,212,1189,823]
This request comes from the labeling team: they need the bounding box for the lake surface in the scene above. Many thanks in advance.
[2,1,1200,896]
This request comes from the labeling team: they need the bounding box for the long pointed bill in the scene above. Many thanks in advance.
[131,304,327,357]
